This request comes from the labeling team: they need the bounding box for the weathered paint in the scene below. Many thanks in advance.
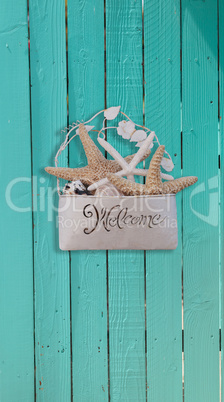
[29,0,71,400]
[220,1,224,400]
[106,1,146,400]
[0,1,222,401]
[67,0,109,400]
[182,0,219,400]
[144,1,182,400]
[0,0,34,400]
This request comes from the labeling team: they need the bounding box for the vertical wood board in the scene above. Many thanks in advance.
[67,0,109,400]
[182,1,219,400]
[0,0,34,400]
[29,1,71,400]
[106,1,146,400]
[219,0,224,400]
[144,1,183,401]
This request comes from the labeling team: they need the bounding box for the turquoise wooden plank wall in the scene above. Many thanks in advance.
[0,0,222,401]
[144,1,182,400]
[182,2,219,401]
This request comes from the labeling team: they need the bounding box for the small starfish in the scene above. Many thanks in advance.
[45,124,151,187]
[88,131,156,191]
[107,145,198,195]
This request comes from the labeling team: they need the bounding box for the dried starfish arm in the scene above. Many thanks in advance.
[45,157,151,187]
[162,176,198,194]
[46,122,153,189]
[118,169,172,180]
[107,149,151,173]
[79,123,106,164]
[108,171,197,196]
[88,134,155,192]
[88,150,152,191]
[107,145,198,196]
[125,149,151,163]
[97,137,135,181]
[45,166,95,186]
[88,166,152,192]
[107,173,146,196]
[146,145,165,190]
[107,173,163,196]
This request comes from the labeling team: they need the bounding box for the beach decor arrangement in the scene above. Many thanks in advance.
[45,107,198,250]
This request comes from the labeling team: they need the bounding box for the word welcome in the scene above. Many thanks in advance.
[83,204,167,234]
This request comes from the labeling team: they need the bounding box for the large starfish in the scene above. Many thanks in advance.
[45,124,151,187]
[107,145,198,195]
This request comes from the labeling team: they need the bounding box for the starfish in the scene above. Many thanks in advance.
[88,131,156,191]
[45,124,151,187]
[107,145,198,195]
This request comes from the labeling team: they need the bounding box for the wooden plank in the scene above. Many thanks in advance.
[0,0,34,400]
[182,1,219,400]
[67,1,108,400]
[219,0,223,400]
[144,1,182,401]
[106,1,146,400]
[29,1,71,400]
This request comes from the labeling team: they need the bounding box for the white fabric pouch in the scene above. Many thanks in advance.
[58,194,178,250]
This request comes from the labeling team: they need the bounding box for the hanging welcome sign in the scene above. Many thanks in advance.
[45,107,197,250]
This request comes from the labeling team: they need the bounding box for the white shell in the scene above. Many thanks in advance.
[117,120,135,139]
[130,130,147,142]
[63,180,87,195]
[95,183,123,197]
[161,157,174,172]
[104,106,121,120]
[117,126,131,139]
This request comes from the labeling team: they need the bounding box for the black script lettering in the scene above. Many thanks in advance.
[138,215,147,226]
[83,204,99,234]
[123,214,133,225]
[148,215,153,228]
[131,216,140,225]
[152,214,167,226]
[116,208,128,229]
[83,204,170,234]
[100,208,107,221]
[104,205,121,232]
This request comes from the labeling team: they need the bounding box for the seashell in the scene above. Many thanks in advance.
[95,183,123,197]
[63,180,91,195]
[161,157,174,172]
[104,106,121,120]
[130,130,147,142]
[117,120,135,139]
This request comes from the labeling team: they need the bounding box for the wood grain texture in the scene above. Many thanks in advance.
[182,1,219,400]
[144,1,182,400]
[0,1,34,400]
[106,1,146,400]
[67,1,108,400]
[220,1,224,400]
[29,1,71,400]
[0,1,222,400]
